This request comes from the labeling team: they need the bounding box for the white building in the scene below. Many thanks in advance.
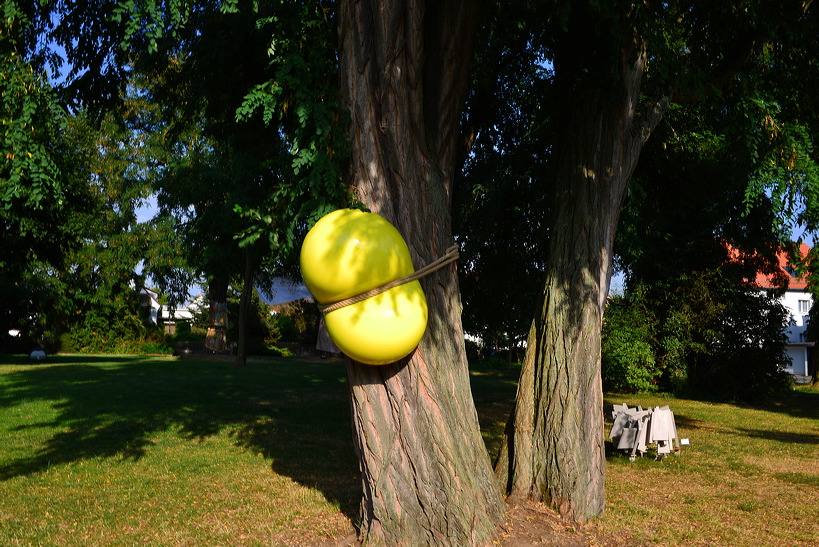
[752,243,814,379]
[139,288,202,334]
[139,288,162,324]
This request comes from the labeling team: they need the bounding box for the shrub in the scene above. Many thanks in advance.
[169,322,206,342]
[464,339,482,364]
[688,287,793,401]
[609,271,794,401]
[602,293,660,392]
[137,341,174,355]
[55,308,174,355]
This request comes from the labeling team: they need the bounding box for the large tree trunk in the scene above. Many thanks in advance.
[338,1,505,544]
[494,9,668,522]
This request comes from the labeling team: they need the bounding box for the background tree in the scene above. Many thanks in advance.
[1,1,74,350]
[2,1,175,352]
[123,1,347,365]
[27,75,176,353]
[51,110,159,352]
[495,0,819,521]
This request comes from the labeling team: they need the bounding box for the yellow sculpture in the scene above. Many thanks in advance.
[300,209,428,365]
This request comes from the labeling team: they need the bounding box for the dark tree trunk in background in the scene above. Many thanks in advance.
[234,246,257,368]
[205,276,229,354]
[495,9,668,522]
[338,0,506,543]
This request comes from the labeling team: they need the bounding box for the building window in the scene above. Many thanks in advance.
[798,300,812,314]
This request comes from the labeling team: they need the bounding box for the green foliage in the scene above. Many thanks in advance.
[267,313,295,345]
[37,107,161,343]
[742,95,819,240]
[0,80,61,202]
[687,283,793,402]
[601,292,660,393]
[1,16,174,349]
[172,320,191,337]
[59,307,147,354]
[266,299,320,345]
[1,1,64,209]
[166,322,204,343]
[455,0,552,347]
[0,3,80,344]
[1,107,123,347]
[59,310,174,355]
[123,2,348,278]
[656,272,725,393]
[113,0,190,54]
[117,3,350,358]
[233,2,350,257]
[464,339,482,364]
[603,269,793,401]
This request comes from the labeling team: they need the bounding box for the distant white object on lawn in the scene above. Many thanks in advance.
[29,348,47,360]
[609,403,681,461]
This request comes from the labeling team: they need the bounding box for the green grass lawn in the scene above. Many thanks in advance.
[1,355,817,546]
[599,387,819,546]
[0,354,358,545]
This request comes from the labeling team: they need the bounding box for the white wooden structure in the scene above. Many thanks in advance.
[609,404,680,461]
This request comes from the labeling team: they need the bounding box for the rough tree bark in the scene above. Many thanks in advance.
[494,11,668,522]
[338,0,506,544]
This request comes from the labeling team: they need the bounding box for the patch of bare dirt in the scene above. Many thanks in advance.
[326,501,637,546]
[496,502,634,546]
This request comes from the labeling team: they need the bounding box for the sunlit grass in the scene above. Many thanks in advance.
[0,355,357,546]
[599,391,819,546]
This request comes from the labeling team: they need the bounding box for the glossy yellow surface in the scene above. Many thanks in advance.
[300,209,414,303]
[300,209,428,365]
[324,281,428,365]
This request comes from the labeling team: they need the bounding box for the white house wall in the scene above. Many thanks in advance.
[778,289,812,376]
[785,347,809,376]
[139,288,162,325]
[780,289,812,343]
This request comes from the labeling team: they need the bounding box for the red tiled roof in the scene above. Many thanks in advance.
[753,242,810,290]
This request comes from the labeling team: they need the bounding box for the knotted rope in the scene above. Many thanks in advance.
[318,245,460,314]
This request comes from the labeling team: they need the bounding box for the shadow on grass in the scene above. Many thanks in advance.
[0,355,361,521]
[757,389,819,421]
[679,387,819,422]
[729,427,819,446]
[605,389,819,425]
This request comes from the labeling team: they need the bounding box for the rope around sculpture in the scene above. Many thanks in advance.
[317,245,460,314]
